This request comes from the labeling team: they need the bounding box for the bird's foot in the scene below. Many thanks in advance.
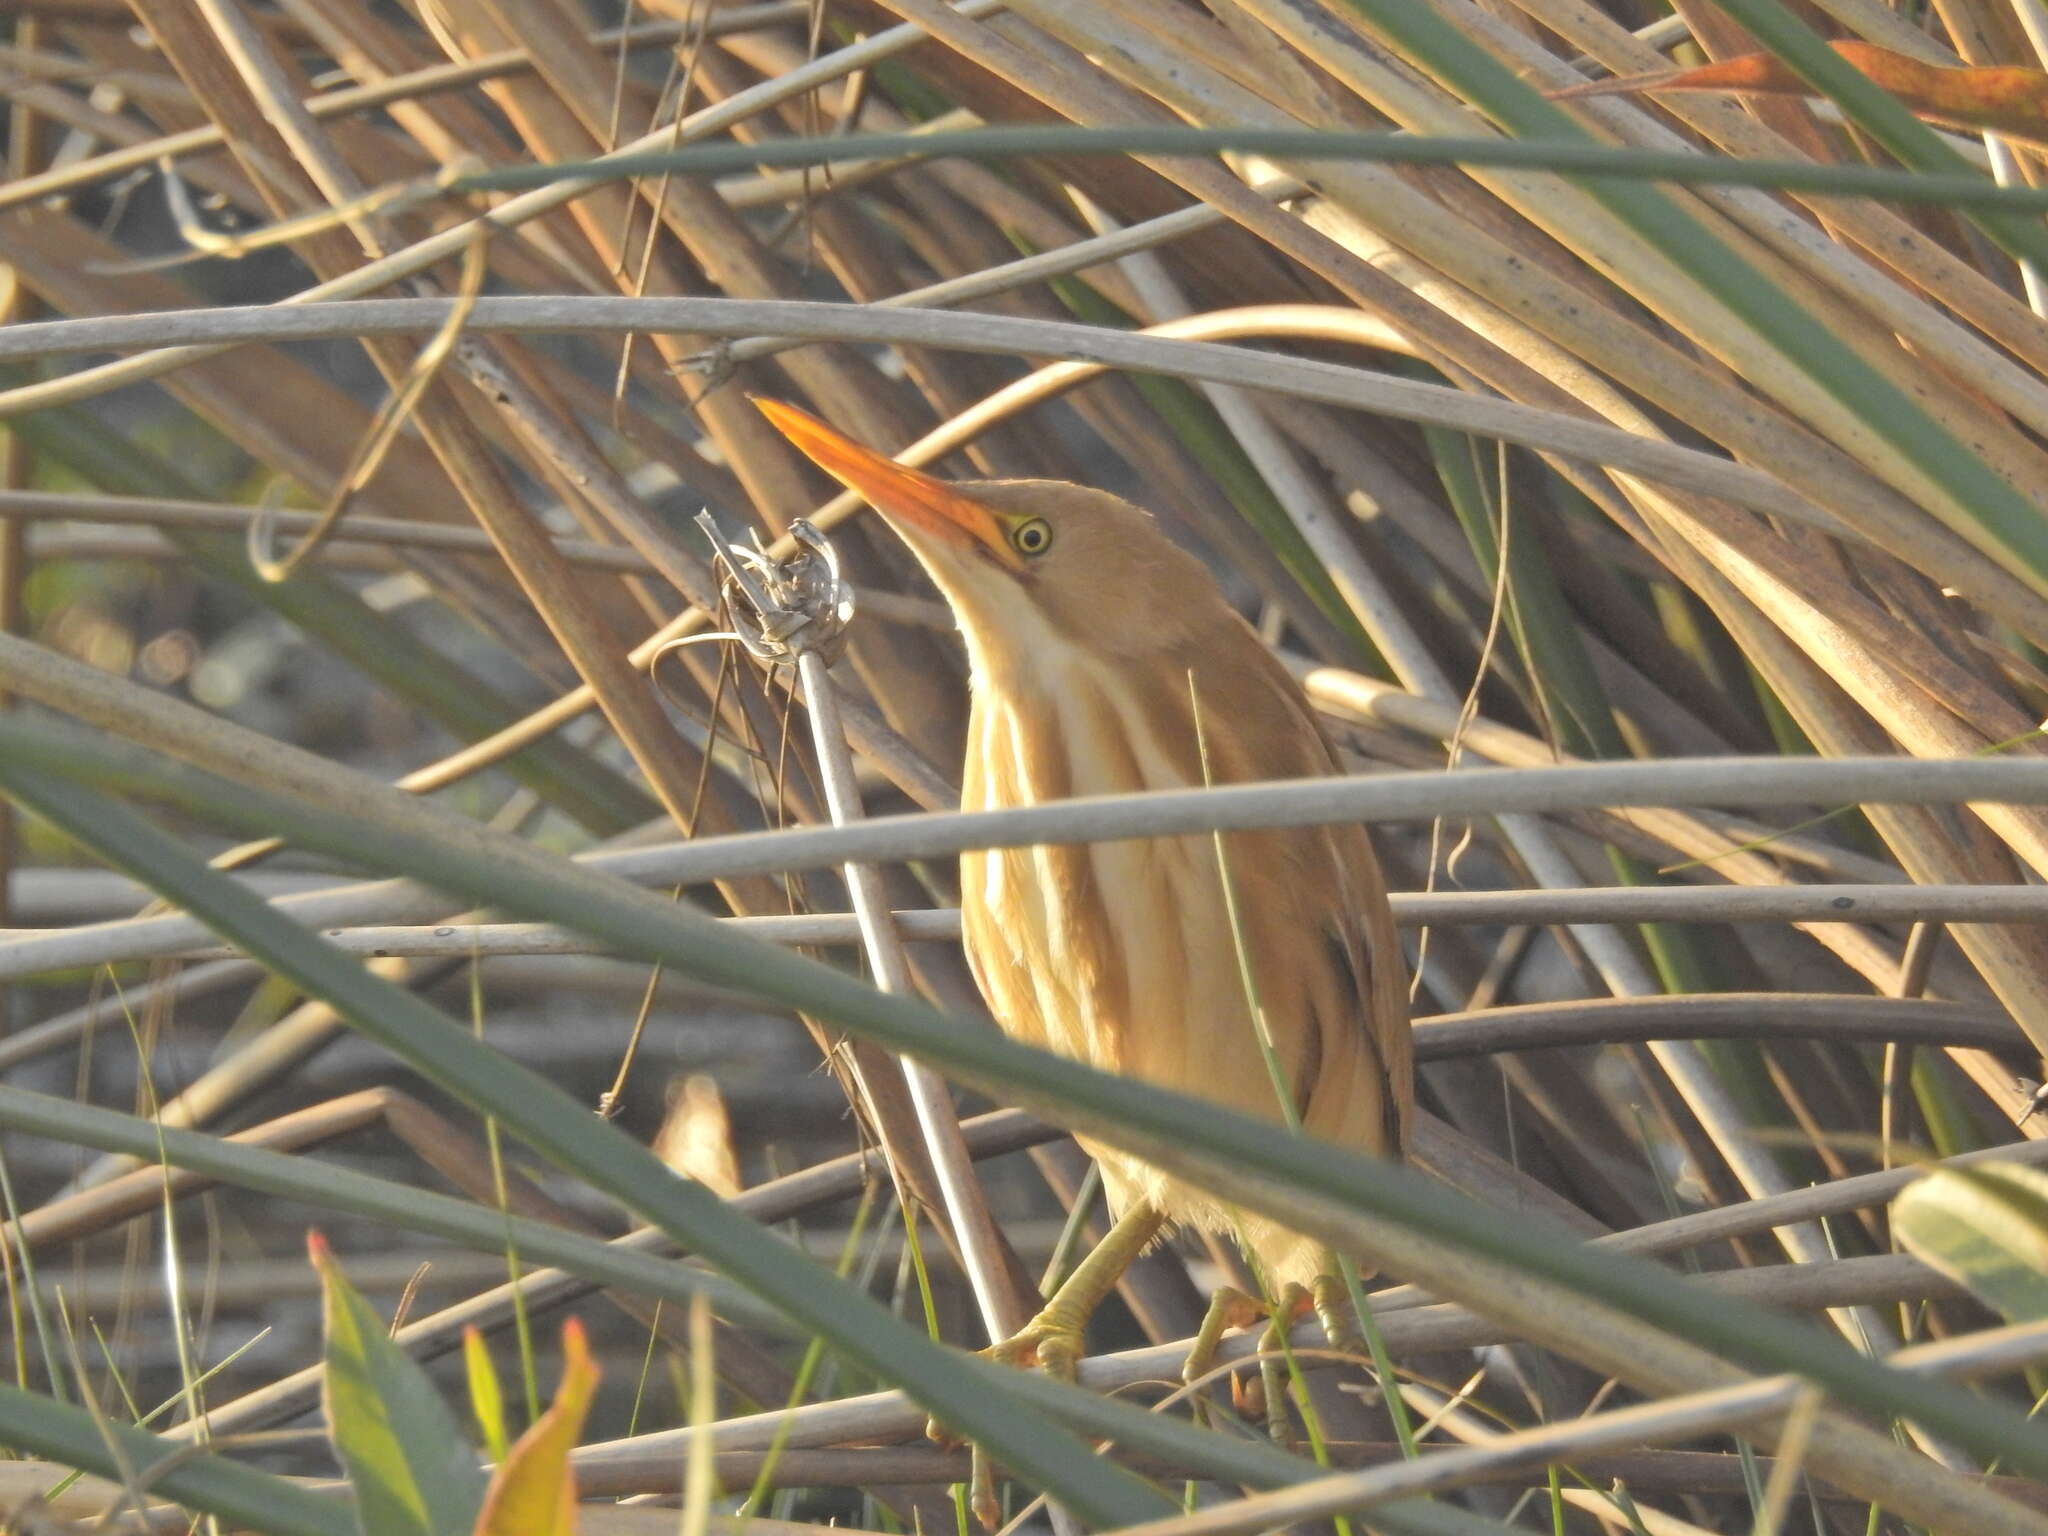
[1184,1279,1374,1444]
[987,1306,1089,1381]
[927,1309,1090,1530]
[1309,1272,1369,1359]
[926,1203,1163,1527]
[1179,1284,1319,1442]
[1181,1284,1266,1400]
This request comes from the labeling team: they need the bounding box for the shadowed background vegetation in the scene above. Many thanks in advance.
[9,0,2048,1531]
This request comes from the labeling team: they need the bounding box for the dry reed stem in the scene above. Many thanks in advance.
[18,0,2048,1524]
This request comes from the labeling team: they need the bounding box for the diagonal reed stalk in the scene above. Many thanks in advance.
[17,0,2048,1527]
[2,716,2047,1531]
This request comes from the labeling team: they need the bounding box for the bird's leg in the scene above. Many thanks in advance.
[1184,1276,1371,1443]
[1180,1284,1317,1440]
[925,1209,1163,1406]
[940,1202,1166,1531]
[1179,1285,1265,1425]
[968,1453,1001,1533]
[1254,1285,1318,1444]
[997,1200,1166,1380]
[1310,1271,1368,1357]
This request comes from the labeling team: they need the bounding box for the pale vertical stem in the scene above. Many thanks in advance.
[794,648,1028,1341]
[2017,0,2048,63]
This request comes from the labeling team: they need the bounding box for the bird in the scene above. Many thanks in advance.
[756,396,1413,1384]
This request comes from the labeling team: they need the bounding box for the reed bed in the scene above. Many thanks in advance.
[7,0,2048,1531]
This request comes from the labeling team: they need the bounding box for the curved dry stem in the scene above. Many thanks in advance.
[0,298,1863,538]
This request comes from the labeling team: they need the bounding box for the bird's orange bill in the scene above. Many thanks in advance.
[752,396,1017,569]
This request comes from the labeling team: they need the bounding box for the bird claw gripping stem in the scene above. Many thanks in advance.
[694,510,856,665]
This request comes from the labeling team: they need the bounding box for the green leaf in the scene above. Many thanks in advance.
[311,1231,490,1536]
[465,1327,511,1465]
[452,127,2048,213]
[1427,430,1714,1000]
[0,1381,354,1536]
[10,716,2048,1498]
[1894,1163,2048,1323]
[474,1319,599,1536]
[0,759,1176,1531]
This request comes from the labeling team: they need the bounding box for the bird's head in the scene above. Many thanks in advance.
[756,397,1213,672]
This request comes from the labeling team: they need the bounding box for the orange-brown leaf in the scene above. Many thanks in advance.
[1550,41,2048,145]
[472,1320,601,1536]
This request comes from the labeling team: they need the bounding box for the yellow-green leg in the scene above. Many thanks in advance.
[1254,1284,1315,1444]
[942,1201,1167,1529]
[999,1200,1167,1380]
[1181,1272,1370,1444]
[1180,1285,1265,1423]
[1310,1270,1367,1357]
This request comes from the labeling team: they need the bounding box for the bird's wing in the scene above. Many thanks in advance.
[1196,626,1417,1155]
[1322,824,1413,1158]
[1167,625,1415,1159]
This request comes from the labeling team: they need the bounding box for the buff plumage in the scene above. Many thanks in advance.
[756,402,1411,1296]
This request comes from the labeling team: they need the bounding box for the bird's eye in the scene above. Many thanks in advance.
[1011,518,1053,557]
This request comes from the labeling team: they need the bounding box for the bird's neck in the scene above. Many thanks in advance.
[962,627,1213,819]
[952,595,1068,701]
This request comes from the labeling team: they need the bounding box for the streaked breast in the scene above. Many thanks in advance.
[958,655,1286,1104]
